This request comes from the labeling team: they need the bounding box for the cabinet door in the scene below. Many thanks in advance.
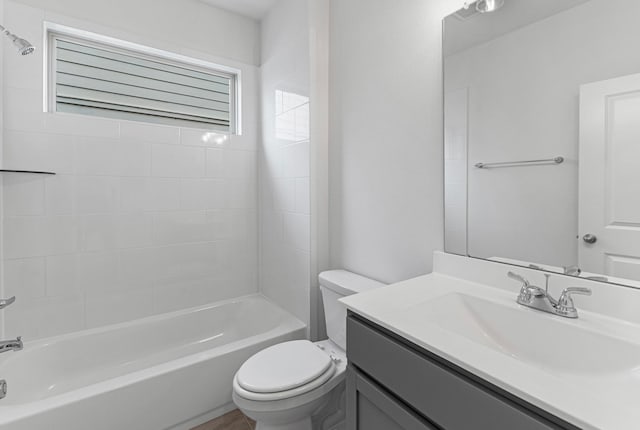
[346,366,437,430]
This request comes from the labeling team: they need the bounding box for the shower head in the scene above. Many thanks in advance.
[14,37,35,55]
[0,24,35,56]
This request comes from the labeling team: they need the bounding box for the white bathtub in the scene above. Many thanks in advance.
[0,294,305,430]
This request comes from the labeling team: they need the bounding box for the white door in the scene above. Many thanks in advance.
[579,72,640,280]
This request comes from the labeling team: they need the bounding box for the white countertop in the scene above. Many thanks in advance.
[340,272,640,430]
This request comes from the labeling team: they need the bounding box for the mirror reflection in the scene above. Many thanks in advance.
[443,0,640,286]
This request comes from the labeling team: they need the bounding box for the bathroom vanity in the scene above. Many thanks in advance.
[347,313,577,430]
[345,314,576,430]
[341,252,640,430]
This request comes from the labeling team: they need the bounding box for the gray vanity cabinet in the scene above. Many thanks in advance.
[346,313,580,430]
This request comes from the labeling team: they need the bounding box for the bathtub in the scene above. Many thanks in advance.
[0,294,305,430]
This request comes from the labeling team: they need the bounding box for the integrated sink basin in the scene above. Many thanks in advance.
[394,292,640,375]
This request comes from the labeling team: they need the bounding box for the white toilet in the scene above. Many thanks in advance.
[232,270,385,430]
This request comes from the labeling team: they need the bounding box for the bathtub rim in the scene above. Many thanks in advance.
[2,293,298,352]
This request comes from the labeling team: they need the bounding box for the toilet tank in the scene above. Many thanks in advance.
[319,270,386,350]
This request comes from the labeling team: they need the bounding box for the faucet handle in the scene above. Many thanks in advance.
[508,271,545,304]
[559,287,592,301]
[0,296,15,310]
[507,271,529,286]
[556,287,592,318]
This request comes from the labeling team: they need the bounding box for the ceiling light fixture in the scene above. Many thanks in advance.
[475,0,505,13]
[463,0,505,14]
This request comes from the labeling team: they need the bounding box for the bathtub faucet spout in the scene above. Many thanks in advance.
[0,336,22,354]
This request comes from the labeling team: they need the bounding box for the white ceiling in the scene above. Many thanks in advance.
[199,0,278,20]
[444,0,592,56]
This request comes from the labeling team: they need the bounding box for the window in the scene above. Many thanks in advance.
[46,24,238,132]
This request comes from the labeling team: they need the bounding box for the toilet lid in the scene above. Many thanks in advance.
[236,340,333,394]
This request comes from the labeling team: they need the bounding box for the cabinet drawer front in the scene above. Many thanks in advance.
[348,368,437,430]
[347,316,567,430]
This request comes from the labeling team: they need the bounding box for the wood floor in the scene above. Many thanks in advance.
[191,409,256,430]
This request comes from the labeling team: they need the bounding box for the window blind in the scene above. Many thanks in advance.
[53,38,233,130]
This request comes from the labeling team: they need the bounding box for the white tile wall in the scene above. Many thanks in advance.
[4,294,86,340]
[259,0,312,329]
[4,131,76,174]
[4,258,46,299]
[151,145,206,178]
[0,1,259,340]
[3,175,45,216]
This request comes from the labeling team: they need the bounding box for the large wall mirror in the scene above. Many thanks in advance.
[443,0,640,288]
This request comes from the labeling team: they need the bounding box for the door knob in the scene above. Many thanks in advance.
[583,234,597,244]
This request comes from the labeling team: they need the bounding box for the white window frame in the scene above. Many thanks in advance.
[43,22,242,134]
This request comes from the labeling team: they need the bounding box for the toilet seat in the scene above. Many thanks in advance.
[234,364,336,401]
[234,340,337,401]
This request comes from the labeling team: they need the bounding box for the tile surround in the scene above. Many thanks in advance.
[1,1,259,340]
[259,0,312,329]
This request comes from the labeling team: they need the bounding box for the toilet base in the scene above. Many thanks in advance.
[256,417,312,430]
[235,393,328,430]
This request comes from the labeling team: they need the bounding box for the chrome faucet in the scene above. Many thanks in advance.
[508,272,592,318]
[0,336,23,354]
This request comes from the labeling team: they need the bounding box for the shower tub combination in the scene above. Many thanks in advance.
[0,295,305,430]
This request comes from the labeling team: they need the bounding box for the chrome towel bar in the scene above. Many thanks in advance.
[474,156,564,169]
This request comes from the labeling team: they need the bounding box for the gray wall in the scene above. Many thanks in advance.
[329,0,455,284]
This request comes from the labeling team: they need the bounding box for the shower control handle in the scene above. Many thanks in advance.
[583,234,597,244]
[0,296,15,310]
